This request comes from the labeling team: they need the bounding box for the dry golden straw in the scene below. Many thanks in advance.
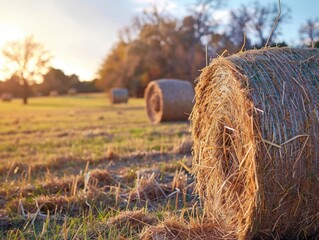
[192,47,319,239]
[145,79,194,124]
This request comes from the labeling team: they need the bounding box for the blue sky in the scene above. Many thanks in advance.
[0,0,318,81]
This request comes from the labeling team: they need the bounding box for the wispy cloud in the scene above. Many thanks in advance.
[213,9,231,24]
[132,0,178,13]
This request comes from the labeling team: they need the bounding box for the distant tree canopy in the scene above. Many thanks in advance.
[0,67,100,98]
[299,17,319,48]
[96,0,291,97]
[34,67,100,95]
[97,7,208,97]
[38,68,80,95]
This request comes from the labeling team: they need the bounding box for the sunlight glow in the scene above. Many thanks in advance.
[0,24,25,81]
[133,0,178,13]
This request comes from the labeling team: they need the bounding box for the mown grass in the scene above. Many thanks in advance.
[0,93,199,239]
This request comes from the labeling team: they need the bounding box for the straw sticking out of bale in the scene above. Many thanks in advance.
[1,93,12,102]
[145,79,194,124]
[109,88,128,104]
[191,48,319,239]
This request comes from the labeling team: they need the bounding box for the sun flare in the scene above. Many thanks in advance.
[0,23,25,80]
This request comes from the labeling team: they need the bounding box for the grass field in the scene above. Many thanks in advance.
[0,93,198,239]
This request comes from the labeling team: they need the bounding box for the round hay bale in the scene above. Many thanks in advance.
[145,79,194,124]
[68,88,77,95]
[1,93,12,102]
[192,48,319,239]
[109,88,128,104]
[49,90,59,96]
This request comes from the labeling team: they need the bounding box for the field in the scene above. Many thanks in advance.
[0,93,197,239]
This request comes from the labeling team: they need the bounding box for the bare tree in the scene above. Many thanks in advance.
[2,36,51,104]
[230,1,291,48]
[299,18,319,48]
[228,5,252,51]
[190,0,224,40]
[252,1,291,47]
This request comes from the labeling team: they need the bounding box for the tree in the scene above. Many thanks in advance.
[96,41,128,91]
[251,1,291,47]
[2,36,51,104]
[228,1,291,48]
[96,6,208,97]
[299,18,319,48]
[228,5,252,52]
[0,74,23,97]
[189,0,223,40]
[38,68,80,95]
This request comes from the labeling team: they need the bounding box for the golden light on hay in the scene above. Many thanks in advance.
[191,47,319,239]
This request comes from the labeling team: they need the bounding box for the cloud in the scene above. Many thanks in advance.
[132,0,178,13]
[213,9,231,25]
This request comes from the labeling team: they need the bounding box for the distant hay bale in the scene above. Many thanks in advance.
[1,93,12,102]
[68,88,77,95]
[145,79,194,124]
[109,88,128,104]
[192,48,319,239]
[49,90,59,96]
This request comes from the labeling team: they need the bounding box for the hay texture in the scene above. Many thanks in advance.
[1,93,12,102]
[145,79,194,124]
[109,88,129,104]
[192,48,319,239]
[141,217,230,240]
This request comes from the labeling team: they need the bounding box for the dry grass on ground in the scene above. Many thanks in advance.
[0,93,199,239]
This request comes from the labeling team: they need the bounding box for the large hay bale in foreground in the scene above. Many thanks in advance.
[1,93,12,102]
[145,79,194,124]
[109,88,128,104]
[192,48,319,239]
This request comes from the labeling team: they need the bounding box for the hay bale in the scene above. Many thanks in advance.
[191,48,319,239]
[109,88,128,104]
[1,93,12,102]
[49,90,58,96]
[145,79,194,124]
[68,88,77,95]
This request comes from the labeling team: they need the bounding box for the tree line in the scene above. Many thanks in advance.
[96,0,319,97]
[1,0,319,104]
[0,36,99,104]
[0,66,100,102]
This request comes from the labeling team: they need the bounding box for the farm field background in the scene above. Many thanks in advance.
[0,93,196,239]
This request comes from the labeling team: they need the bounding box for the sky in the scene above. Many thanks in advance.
[0,0,318,81]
